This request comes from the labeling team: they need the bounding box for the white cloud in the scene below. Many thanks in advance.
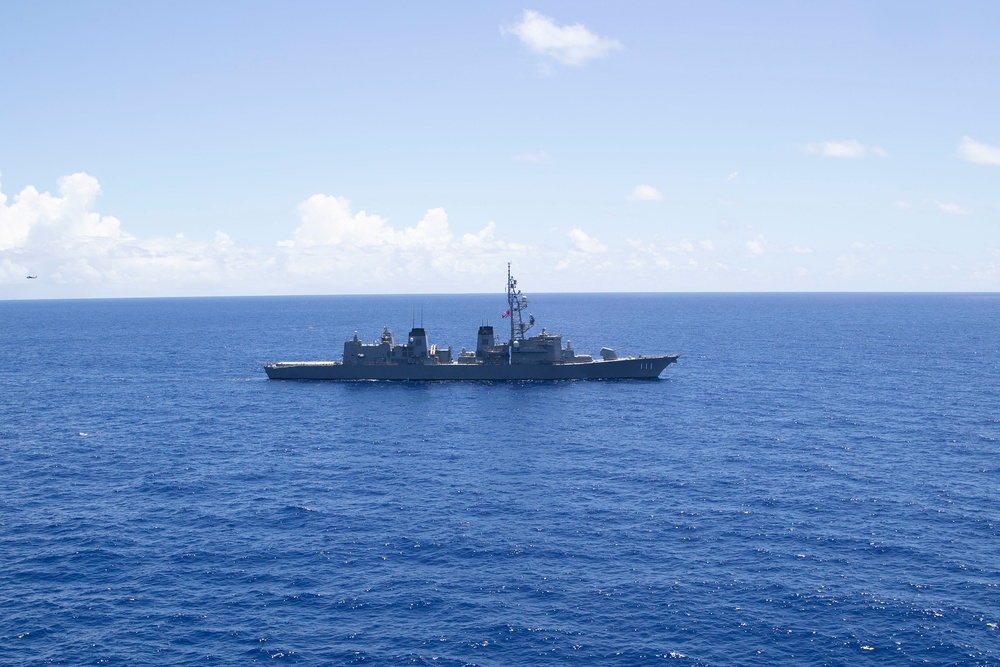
[513,151,550,163]
[958,136,1000,165]
[627,184,664,201]
[399,208,453,249]
[0,257,30,282]
[0,172,131,251]
[568,227,608,254]
[746,236,766,256]
[615,236,730,281]
[804,140,888,158]
[461,221,496,249]
[276,199,527,288]
[727,171,739,181]
[0,174,268,292]
[893,200,913,210]
[281,197,458,250]
[281,195,393,248]
[934,200,974,216]
[11,171,996,296]
[0,173,522,295]
[502,10,621,66]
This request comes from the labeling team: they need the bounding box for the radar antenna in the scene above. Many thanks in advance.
[506,262,533,343]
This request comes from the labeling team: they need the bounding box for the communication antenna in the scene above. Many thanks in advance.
[506,261,534,343]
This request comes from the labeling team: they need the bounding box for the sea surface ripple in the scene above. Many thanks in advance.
[1,293,998,665]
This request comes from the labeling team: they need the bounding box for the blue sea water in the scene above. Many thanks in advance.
[1,293,998,666]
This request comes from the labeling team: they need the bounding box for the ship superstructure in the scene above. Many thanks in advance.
[264,264,678,381]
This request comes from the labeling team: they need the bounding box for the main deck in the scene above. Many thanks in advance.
[264,354,678,381]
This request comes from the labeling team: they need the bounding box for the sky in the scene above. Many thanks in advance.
[1,1,998,298]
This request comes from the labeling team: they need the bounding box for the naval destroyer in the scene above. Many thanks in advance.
[264,265,678,381]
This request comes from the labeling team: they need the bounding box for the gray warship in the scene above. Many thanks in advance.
[264,265,678,381]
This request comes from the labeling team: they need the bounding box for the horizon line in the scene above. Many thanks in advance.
[3,289,999,303]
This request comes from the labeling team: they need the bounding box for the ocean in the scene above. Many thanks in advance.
[1,293,997,666]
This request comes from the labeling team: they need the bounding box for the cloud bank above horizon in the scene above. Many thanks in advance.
[0,173,527,296]
[1,170,995,298]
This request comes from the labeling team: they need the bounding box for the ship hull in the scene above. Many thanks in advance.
[264,355,678,381]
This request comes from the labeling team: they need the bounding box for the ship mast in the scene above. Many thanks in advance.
[506,262,533,343]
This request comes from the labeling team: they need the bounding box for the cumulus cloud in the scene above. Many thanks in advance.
[0,172,268,293]
[958,136,1000,165]
[281,195,394,248]
[275,197,527,288]
[0,172,131,251]
[0,173,524,295]
[20,171,994,295]
[281,197,460,251]
[568,227,608,254]
[627,184,664,201]
[804,140,888,158]
[502,10,621,66]
[461,221,495,249]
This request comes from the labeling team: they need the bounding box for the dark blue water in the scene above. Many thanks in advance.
[1,294,998,666]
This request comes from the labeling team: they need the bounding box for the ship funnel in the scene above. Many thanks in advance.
[476,325,495,356]
[408,327,429,358]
